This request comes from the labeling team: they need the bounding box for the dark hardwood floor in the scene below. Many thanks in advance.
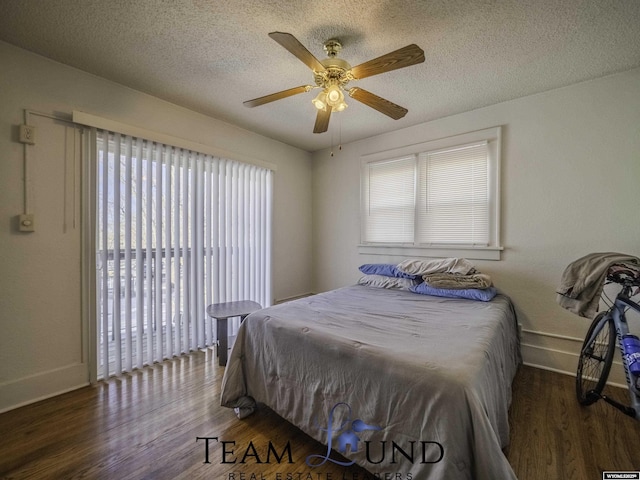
[506,365,640,479]
[1,351,638,479]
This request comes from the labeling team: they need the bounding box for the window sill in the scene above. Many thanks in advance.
[358,244,503,261]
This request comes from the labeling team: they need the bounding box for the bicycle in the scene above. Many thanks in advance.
[576,265,640,418]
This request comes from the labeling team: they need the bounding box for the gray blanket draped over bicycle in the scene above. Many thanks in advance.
[556,252,640,318]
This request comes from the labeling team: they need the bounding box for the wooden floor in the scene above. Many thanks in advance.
[506,365,640,479]
[1,352,639,479]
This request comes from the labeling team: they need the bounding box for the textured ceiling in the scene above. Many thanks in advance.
[1,0,640,152]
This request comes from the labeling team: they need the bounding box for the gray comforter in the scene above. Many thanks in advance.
[220,285,521,480]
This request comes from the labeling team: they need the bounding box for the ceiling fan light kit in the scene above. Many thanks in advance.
[311,90,328,110]
[324,85,347,110]
[244,32,425,134]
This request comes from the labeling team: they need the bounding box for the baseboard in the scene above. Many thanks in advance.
[5,326,629,413]
[274,292,315,305]
[0,363,89,413]
[521,328,627,389]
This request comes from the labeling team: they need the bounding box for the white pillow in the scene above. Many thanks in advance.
[397,257,476,276]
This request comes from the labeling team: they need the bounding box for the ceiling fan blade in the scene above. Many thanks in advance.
[348,87,408,120]
[313,107,331,133]
[243,85,313,107]
[349,44,425,80]
[269,32,326,72]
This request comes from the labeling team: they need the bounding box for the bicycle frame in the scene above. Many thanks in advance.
[587,290,640,419]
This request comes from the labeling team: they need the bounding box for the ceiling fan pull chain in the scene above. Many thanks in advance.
[331,124,335,157]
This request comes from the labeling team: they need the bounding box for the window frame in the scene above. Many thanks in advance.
[359,126,503,261]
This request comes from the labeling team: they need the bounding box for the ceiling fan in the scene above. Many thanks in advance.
[244,32,425,134]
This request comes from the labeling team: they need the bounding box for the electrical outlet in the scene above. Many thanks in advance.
[19,124,36,144]
[18,214,35,232]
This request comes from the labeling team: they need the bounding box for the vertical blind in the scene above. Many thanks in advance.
[362,141,489,246]
[96,131,272,378]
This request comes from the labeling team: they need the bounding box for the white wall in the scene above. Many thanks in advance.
[0,42,313,412]
[311,68,640,381]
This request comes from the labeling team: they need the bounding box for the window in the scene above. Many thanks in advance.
[363,156,415,243]
[360,127,501,260]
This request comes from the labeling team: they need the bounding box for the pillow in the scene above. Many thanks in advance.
[359,263,419,279]
[397,257,476,276]
[358,274,417,290]
[409,283,497,302]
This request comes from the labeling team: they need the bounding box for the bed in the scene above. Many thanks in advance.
[220,284,521,480]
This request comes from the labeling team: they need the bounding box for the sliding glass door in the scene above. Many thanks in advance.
[94,131,272,378]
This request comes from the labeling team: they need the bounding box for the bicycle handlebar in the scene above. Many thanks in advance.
[606,266,640,288]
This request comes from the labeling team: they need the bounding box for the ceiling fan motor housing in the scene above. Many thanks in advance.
[315,58,352,89]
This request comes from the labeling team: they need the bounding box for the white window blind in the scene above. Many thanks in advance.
[96,131,272,378]
[363,156,415,243]
[417,141,489,245]
[360,127,500,258]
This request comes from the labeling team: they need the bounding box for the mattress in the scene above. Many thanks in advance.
[220,285,521,479]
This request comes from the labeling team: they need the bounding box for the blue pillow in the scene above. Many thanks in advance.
[359,264,418,279]
[409,283,497,302]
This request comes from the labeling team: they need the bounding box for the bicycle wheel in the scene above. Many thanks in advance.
[576,311,616,405]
